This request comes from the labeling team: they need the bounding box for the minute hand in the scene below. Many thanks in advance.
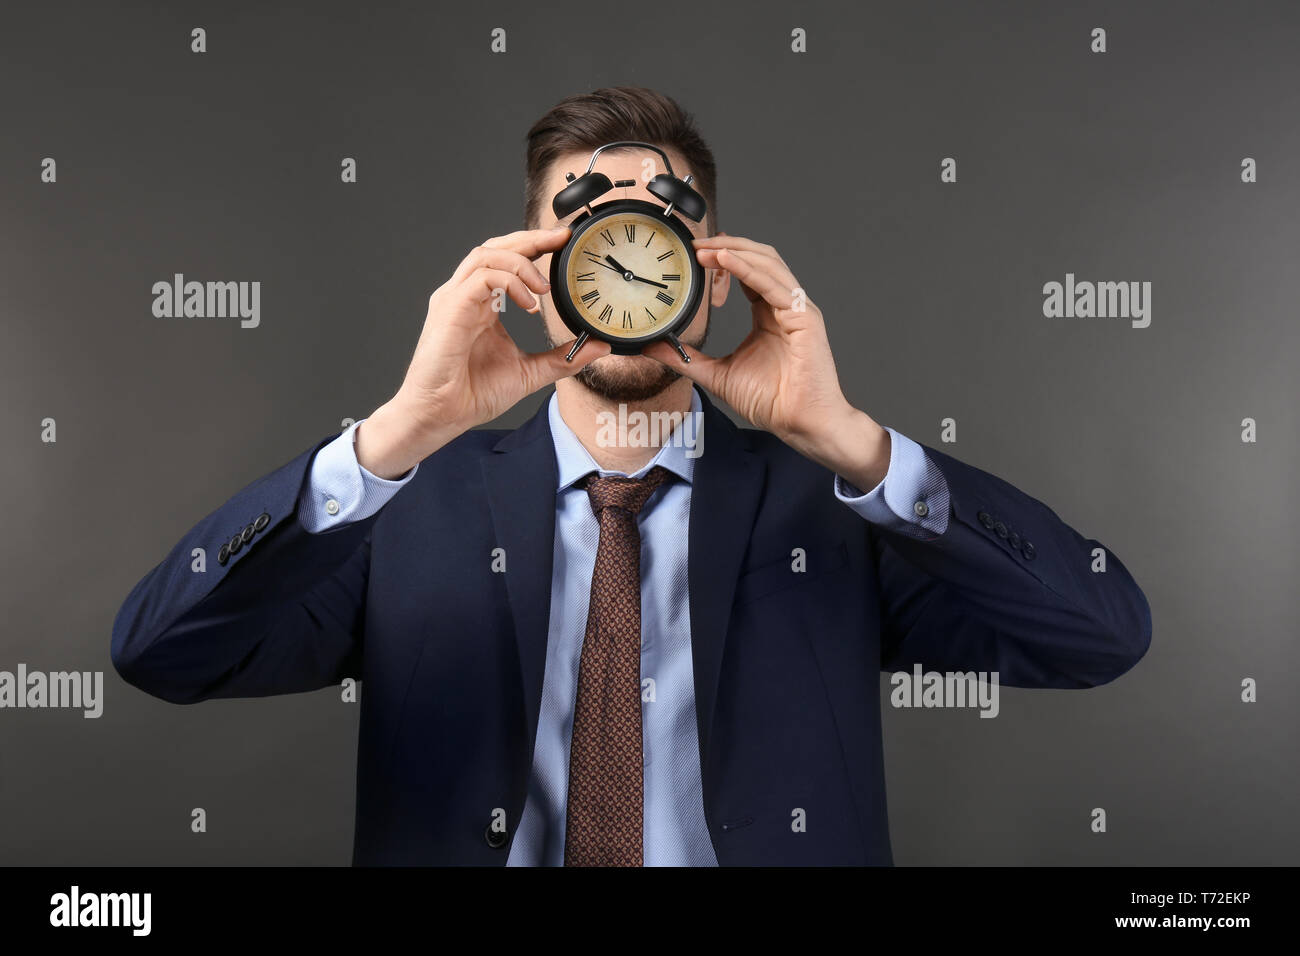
[629,273,669,290]
[605,254,669,289]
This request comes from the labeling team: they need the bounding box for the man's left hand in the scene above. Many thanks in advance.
[644,234,892,491]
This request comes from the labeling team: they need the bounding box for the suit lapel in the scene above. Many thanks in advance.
[480,395,558,758]
[687,391,766,777]
[480,388,767,800]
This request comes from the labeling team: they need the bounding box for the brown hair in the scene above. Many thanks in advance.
[524,86,717,232]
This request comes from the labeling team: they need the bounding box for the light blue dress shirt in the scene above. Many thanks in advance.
[297,386,950,864]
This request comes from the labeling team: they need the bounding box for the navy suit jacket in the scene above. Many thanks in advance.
[111,391,1151,865]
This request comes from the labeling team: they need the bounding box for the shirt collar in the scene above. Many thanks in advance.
[549,386,702,492]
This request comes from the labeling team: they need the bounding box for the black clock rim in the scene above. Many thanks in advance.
[549,198,705,355]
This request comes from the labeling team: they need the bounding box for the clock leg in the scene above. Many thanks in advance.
[666,332,691,364]
[564,331,590,362]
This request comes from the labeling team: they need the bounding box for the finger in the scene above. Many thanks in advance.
[481,226,571,259]
[641,340,726,393]
[463,268,539,313]
[693,233,787,267]
[519,335,613,393]
[695,245,798,293]
[450,246,552,292]
[695,247,760,304]
[697,247,800,311]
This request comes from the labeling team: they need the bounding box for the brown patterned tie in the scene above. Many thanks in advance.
[563,465,674,867]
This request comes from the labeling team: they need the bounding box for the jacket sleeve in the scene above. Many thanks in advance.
[868,443,1152,688]
[110,435,381,704]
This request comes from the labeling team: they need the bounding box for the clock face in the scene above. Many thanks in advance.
[563,210,695,340]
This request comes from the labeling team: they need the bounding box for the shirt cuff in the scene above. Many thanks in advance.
[297,419,418,533]
[833,426,950,539]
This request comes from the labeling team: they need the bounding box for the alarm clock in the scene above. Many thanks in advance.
[549,141,708,362]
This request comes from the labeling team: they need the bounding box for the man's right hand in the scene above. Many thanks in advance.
[354,227,610,479]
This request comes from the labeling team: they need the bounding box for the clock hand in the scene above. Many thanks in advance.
[603,255,669,289]
[629,274,669,290]
[604,255,634,279]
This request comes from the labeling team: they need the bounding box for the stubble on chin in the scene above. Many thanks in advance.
[543,309,710,404]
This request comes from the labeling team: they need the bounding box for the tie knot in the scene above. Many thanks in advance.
[581,465,674,518]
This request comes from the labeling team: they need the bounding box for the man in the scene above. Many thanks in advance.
[111,87,1152,866]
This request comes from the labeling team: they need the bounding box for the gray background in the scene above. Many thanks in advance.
[1,0,1295,865]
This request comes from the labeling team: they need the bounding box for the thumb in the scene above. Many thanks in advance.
[521,336,612,392]
[641,340,723,393]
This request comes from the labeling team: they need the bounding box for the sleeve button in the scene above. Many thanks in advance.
[913,500,929,518]
[325,499,340,516]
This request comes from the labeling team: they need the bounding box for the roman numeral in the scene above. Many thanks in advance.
[656,250,674,262]
[584,252,604,265]
[644,230,656,247]
[622,310,633,328]
[599,303,613,323]
[624,223,636,243]
[644,307,657,323]
[600,228,616,247]
[655,291,675,306]
[581,289,600,305]
[661,273,680,282]
[576,271,595,282]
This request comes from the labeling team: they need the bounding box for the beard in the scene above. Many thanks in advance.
[544,304,710,403]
